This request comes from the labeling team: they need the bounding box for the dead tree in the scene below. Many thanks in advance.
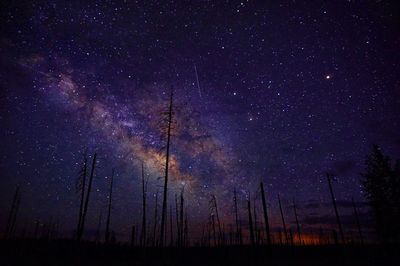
[5,185,21,239]
[140,162,148,247]
[169,205,174,246]
[233,188,242,245]
[278,194,289,244]
[159,87,174,247]
[175,194,181,246]
[293,198,302,245]
[78,153,97,241]
[105,168,115,244]
[152,190,159,246]
[352,197,364,244]
[326,173,345,244]
[211,214,217,246]
[76,153,87,239]
[210,195,223,245]
[247,196,255,246]
[179,189,185,246]
[253,197,259,245]
[260,182,271,245]
[184,209,189,247]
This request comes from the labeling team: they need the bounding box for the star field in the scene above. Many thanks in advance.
[0,1,399,241]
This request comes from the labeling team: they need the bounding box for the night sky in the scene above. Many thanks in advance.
[1,1,399,242]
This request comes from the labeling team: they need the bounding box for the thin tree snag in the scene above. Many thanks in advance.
[247,196,255,247]
[105,168,115,244]
[278,193,289,244]
[293,198,302,245]
[78,153,97,241]
[326,173,345,244]
[260,182,272,245]
[160,86,174,247]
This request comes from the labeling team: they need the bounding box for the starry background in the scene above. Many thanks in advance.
[0,1,399,242]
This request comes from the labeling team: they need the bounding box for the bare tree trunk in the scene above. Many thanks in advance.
[175,194,180,246]
[260,182,271,245]
[184,209,188,247]
[140,162,148,247]
[105,168,115,244]
[170,205,174,246]
[76,154,87,240]
[293,198,302,245]
[211,214,217,246]
[5,185,20,239]
[78,153,97,241]
[326,173,345,244]
[160,87,173,247]
[247,197,255,247]
[352,197,364,244]
[278,194,288,244]
[9,192,21,239]
[152,190,159,247]
[180,189,184,246]
[253,198,259,245]
[207,219,211,247]
[211,195,223,245]
[233,188,241,245]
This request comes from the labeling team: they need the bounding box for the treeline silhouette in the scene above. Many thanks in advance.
[3,144,399,247]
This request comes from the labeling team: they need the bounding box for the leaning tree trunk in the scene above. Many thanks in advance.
[5,185,20,239]
[260,182,272,245]
[105,168,115,244]
[78,153,97,241]
[278,194,289,244]
[76,155,87,240]
[247,197,255,247]
[326,173,345,244]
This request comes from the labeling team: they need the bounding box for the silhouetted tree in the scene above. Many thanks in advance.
[292,198,302,245]
[78,153,97,241]
[169,205,174,246]
[105,168,115,244]
[76,152,87,239]
[160,86,174,247]
[210,195,222,245]
[152,190,159,246]
[326,173,345,244]
[247,196,255,247]
[278,194,288,244]
[5,185,21,239]
[260,182,271,245]
[140,162,148,247]
[361,144,400,242]
[233,188,243,245]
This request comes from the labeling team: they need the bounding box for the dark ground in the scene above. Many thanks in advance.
[0,240,398,266]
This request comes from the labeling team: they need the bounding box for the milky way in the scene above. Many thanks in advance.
[1,1,399,241]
